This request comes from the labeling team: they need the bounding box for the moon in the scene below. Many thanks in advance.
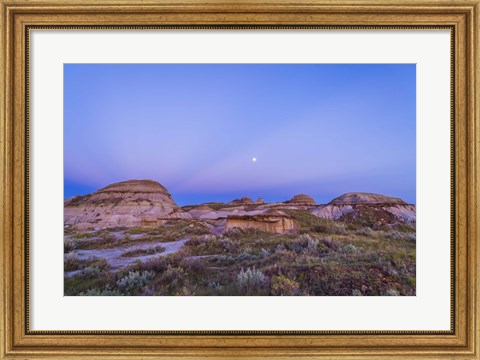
[252,157,257,162]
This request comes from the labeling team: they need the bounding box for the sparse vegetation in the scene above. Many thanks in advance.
[116,270,154,295]
[271,274,300,296]
[68,221,211,252]
[64,253,109,272]
[64,209,415,296]
[236,267,268,295]
[121,245,166,258]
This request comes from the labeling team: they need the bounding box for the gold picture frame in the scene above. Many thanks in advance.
[1,0,479,358]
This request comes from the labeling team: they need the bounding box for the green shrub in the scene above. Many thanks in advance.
[64,252,82,271]
[271,274,300,296]
[163,264,185,285]
[284,210,350,235]
[351,289,363,296]
[341,244,361,254]
[77,260,110,279]
[235,250,260,262]
[75,232,118,250]
[117,270,154,295]
[236,267,267,295]
[71,232,97,239]
[135,255,165,272]
[259,248,270,258]
[331,223,348,235]
[64,238,78,252]
[80,265,102,278]
[80,287,122,296]
[320,237,341,251]
[149,263,192,295]
[275,243,286,252]
[385,288,400,296]
[64,254,109,273]
[185,235,240,255]
[384,231,404,240]
[356,227,374,237]
[207,281,223,295]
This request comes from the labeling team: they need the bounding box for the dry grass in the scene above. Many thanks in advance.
[65,211,415,296]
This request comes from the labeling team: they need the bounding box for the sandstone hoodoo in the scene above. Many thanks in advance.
[64,180,191,230]
[286,194,317,205]
[225,210,296,234]
[312,192,416,226]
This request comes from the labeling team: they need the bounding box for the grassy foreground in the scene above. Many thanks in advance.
[64,211,415,296]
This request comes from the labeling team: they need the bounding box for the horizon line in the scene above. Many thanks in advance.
[64,178,416,206]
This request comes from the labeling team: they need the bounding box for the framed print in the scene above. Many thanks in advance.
[1,0,479,358]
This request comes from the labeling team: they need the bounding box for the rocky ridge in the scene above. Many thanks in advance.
[65,181,416,230]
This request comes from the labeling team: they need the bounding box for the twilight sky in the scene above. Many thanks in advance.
[64,64,416,205]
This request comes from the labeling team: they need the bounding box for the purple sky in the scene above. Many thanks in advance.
[64,64,416,205]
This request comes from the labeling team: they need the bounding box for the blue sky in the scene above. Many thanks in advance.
[64,64,416,205]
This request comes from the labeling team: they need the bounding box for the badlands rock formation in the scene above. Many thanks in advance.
[64,180,190,230]
[312,192,416,225]
[329,192,406,205]
[225,210,296,234]
[186,204,214,218]
[65,181,415,232]
[228,197,254,205]
[286,194,317,205]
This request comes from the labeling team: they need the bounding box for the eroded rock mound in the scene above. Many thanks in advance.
[64,180,191,230]
[228,197,254,205]
[187,204,215,218]
[312,204,354,220]
[286,194,317,205]
[312,192,415,226]
[225,209,296,234]
[97,179,170,194]
[329,192,406,205]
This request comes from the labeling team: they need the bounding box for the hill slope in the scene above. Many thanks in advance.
[312,192,415,226]
[64,180,191,229]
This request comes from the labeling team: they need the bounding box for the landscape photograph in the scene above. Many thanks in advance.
[64,64,416,296]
